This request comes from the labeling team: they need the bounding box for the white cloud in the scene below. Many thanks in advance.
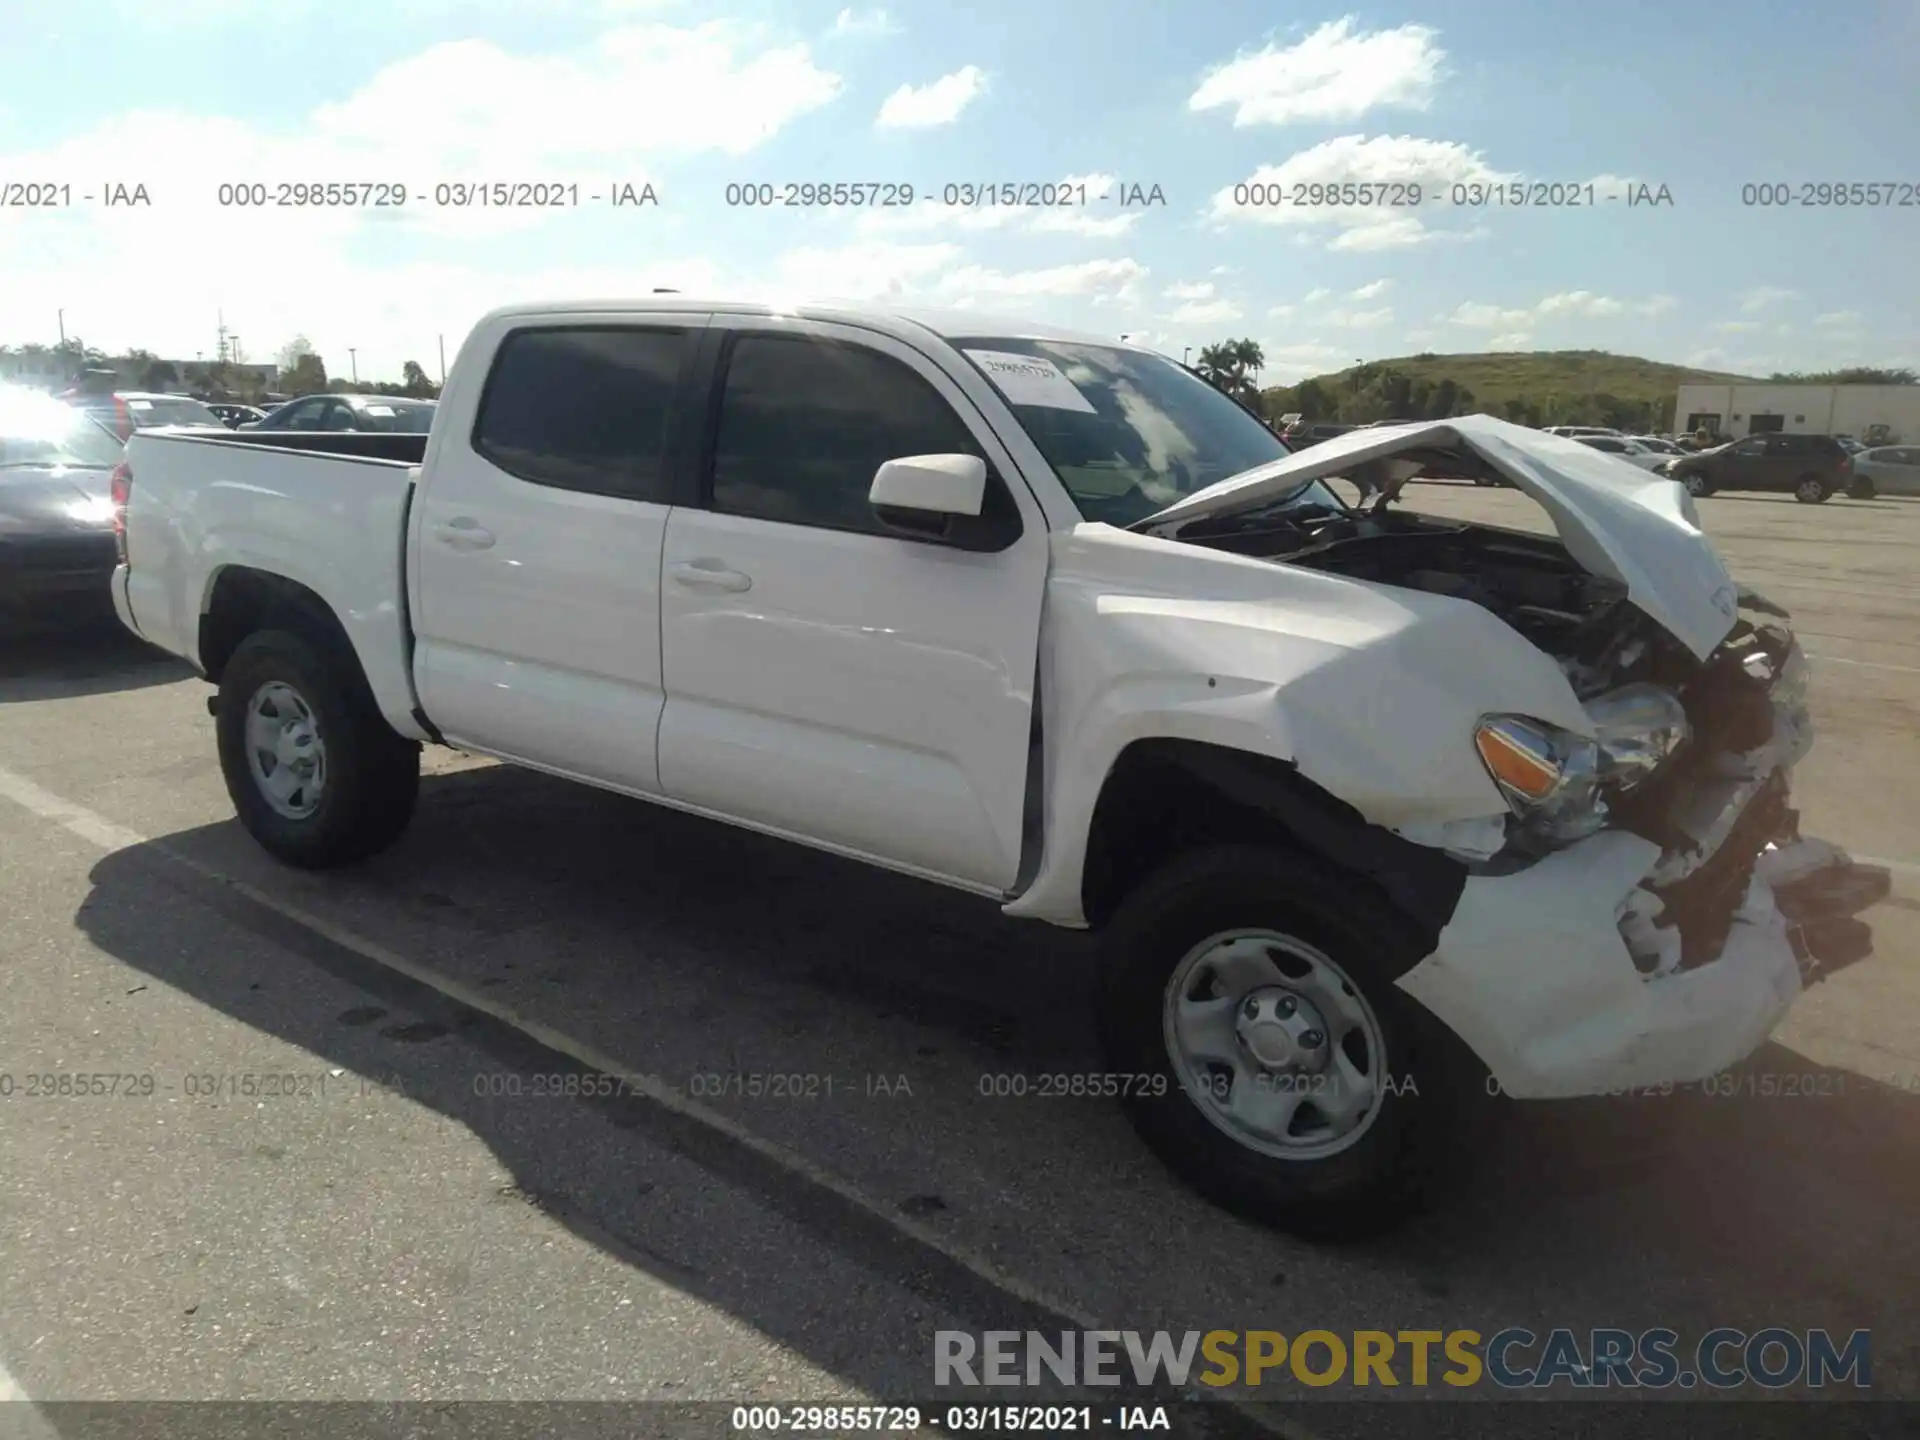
[1714,321,1764,333]
[937,257,1148,304]
[1740,286,1798,313]
[757,241,963,301]
[1446,290,1673,333]
[1535,290,1624,318]
[1189,19,1445,126]
[1302,288,1333,304]
[1164,281,1216,301]
[1258,340,1355,383]
[1448,302,1534,330]
[1351,278,1391,299]
[1269,305,1296,319]
[875,64,985,128]
[1210,135,1511,250]
[1814,310,1863,328]
[832,7,897,34]
[1169,298,1244,325]
[1319,307,1394,329]
[1029,210,1140,237]
[1487,331,1534,350]
[1402,328,1438,345]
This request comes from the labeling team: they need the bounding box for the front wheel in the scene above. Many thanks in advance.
[1848,477,1876,499]
[215,629,421,868]
[1794,474,1832,504]
[1096,846,1485,1240]
[1680,472,1713,498]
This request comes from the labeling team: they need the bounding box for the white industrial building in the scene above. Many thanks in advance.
[1672,383,1920,444]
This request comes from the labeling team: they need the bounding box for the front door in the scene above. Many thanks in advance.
[1716,435,1770,490]
[410,314,708,793]
[655,318,1050,891]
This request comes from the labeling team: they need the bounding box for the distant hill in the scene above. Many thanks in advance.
[1258,349,1760,431]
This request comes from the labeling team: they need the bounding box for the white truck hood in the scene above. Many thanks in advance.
[1142,414,1741,660]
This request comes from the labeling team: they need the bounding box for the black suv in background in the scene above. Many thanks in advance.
[1662,432,1857,503]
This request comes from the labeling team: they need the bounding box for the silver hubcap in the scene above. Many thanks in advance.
[1685,475,1706,495]
[1797,479,1823,500]
[244,681,326,819]
[1163,930,1389,1160]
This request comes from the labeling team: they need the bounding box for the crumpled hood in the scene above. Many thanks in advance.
[1141,414,1742,660]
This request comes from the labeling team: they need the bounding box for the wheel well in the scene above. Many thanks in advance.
[199,567,358,685]
[1078,739,1468,949]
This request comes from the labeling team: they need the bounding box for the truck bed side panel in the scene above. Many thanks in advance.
[122,430,426,739]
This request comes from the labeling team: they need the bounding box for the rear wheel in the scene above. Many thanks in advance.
[215,629,421,868]
[1848,477,1876,499]
[1096,846,1486,1240]
[1680,472,1713,498]
[1793,474,1831,504]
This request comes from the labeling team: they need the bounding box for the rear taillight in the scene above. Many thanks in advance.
[109,461,132,563]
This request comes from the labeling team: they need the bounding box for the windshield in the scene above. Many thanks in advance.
[953,337,1336,526]
[0,393,126,470]
[355,401,436,433]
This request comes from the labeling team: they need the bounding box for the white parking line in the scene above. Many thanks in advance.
[0,763,1317,1440]
[1806,652,1920,677]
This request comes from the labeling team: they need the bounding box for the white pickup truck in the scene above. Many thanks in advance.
[111,297,1888,1238]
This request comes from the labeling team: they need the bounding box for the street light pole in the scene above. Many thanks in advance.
[438,335,446,386]
[57,310,66,346]
[348,348,358,384]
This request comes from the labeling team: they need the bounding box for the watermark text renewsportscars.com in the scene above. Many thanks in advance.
[936,1327,1871,1391]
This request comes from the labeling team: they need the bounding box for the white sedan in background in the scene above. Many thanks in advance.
[1575,434,1673,471]
[1849,445,1920,496]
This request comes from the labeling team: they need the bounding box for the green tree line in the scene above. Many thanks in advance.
[0,336,441,403]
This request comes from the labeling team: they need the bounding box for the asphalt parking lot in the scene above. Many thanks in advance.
[1,486,1915,1440]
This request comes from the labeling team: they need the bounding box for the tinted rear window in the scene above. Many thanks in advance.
[473,327,688,500]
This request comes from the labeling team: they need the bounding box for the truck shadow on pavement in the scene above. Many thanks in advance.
[0,621,193,703]
[73,760,1920,1429]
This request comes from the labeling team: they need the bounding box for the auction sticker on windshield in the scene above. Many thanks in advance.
[963,350,1097,414]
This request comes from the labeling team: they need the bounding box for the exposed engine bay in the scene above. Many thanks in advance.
[1174,497,1889,984]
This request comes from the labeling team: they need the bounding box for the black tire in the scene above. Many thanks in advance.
[1793,474,1831,504]
[1680,472,1713,498]
[1848,478,1876,499]
[1095,845,1490,1241]
[215,628,421,868]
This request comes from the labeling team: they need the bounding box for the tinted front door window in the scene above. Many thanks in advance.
[709,334,983,535]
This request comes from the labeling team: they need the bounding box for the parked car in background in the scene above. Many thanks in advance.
[64,390,227,442]
[0,385,128,629]
[208,403,268,429]
[1847,445,1920,497]
[1833,436,1867,455]
[243,393,437,434]
[1660,433,1855,503]
[1630,436,1683,455]
[1575,435,1671,472]
[1280,420,1356,447]
[1543,425,1625,439]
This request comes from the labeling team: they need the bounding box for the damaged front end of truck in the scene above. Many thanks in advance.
[1135,415,1889,1098]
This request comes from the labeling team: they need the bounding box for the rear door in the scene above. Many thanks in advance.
[410,313,708,793]
[654,317,1050,891]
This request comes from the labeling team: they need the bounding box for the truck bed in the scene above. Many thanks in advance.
[118,426,425,735]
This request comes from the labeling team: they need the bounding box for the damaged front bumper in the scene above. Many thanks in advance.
[1395,644,1890,1101]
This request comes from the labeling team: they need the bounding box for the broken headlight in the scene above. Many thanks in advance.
[1583,683,1691,789]
[1474,685,1689,850]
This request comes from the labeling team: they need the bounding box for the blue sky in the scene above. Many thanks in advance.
[1,0,1913,384]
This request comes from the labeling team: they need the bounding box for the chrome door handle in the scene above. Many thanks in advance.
[431,518,495,550]
[669,560,752,593]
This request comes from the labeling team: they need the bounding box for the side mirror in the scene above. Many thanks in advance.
[869,453,1011,550]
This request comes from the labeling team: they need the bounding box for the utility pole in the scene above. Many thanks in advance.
[57,310,66,345]
[438,335,446,386]
[348,348,358,383]
[1183,345,1191,364]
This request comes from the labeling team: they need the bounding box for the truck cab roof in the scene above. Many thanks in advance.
[478,296,1139,351]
